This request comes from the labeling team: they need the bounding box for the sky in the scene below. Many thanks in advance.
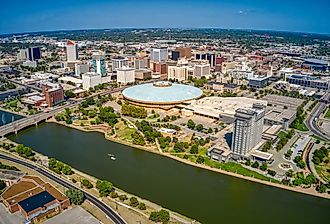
[1,0,330,35]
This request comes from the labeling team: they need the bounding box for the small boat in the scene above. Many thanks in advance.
[108,153,116,160]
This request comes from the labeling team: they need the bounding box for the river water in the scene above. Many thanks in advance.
[8,122,330,224]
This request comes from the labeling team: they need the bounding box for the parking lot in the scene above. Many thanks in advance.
[45,206,101,224]
[0,203,25,224]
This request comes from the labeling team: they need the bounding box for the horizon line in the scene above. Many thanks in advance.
[1,27,330,37]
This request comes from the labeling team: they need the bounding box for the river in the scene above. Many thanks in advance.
[8,122,330,224]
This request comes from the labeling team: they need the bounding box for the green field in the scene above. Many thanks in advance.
[325,108,330,119]
[115,121,136,141]
[175,154,279,183]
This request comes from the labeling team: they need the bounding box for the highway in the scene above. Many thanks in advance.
[306,100,330,142]
[0,153,127,224]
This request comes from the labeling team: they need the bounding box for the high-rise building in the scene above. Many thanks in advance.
[195,52,216,67]
[134,57,149,69]
[167,65,189,81]
[82,72,101,90]
[231,104,265,157]
[150,47,168,62]
[28,47,41,61]
[172,47,192,61]
[92,53,107,77]
[112,57,129,72]
[75,63,89,77]
[194,63,210,78]
[17,47,41,61]
[66,40,78,62]
[117,67,135,84]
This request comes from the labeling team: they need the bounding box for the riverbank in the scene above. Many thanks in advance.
[0,141,195,224]
[47,118,330,201]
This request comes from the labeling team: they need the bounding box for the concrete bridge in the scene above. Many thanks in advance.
[0,102,78,138]
[1,110,56,138]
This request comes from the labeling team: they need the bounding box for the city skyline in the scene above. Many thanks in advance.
[1,0,330,35]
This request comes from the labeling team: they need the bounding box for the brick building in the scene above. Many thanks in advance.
[42,83,64,107]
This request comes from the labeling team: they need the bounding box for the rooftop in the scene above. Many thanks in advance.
[18,191,56,213]
[122,82,203,104]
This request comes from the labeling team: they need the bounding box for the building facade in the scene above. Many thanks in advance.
[117,67,135,84]
[231,104,265,157]
[92,53,107,77]
[82,72,101,90]
[150,47,168,62]
[75,63,89,77]
[194,63,210,78]
[285,74,330,91]
[42,83,64,107]
[112,57,129,71]
[66,40,78,62]
[167,65,189,81]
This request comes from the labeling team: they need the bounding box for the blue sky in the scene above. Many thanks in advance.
[1,0,329,34]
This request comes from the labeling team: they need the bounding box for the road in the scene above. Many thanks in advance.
[0,86,126,137]
[306,101,330,142]
[0,153,127,224]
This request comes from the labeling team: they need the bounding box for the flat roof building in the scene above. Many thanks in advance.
[285,73,330,91]
[231,104,265,157]
[66,40,78,62]
[117,66,135,84]
[82,72,101,90]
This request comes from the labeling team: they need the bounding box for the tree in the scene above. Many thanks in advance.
[62,165,73,175]
[149,209,170,223]
[65,90,75,98]
[190,144,199,154]
[138,202,146,210]
[119,194,128,201]
[251,161,259,168]
[130,197,139,207]
[294,156,306,169]
[267,169,276,177]
[0,180,6,191]
[65,189,84,205]
[110,191,118,198]
[81,179,93,189]
[317,184,327,193]
[131,131,146,146]
[196,156,204,164]
[187,119,195,129]
[195,124,203,132]
[96,180,113,197]
[207,128,213,134]
[260,163,268,171]
[305,174,317,185]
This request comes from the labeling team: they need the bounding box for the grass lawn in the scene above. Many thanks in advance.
[115,121,136,141]
[325,108,330,119]
[315,155,330,183]
[174,154,279,183]
[291,122,309,132]
[204,159,279,183]
[278,131,288,140]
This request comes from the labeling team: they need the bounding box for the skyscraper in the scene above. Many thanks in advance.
[231,103,265,157]
[112,57,129,72]
[27,47,41,61]
[66,40,78,62]
[92,52,107,77]
[150,47,168,62]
